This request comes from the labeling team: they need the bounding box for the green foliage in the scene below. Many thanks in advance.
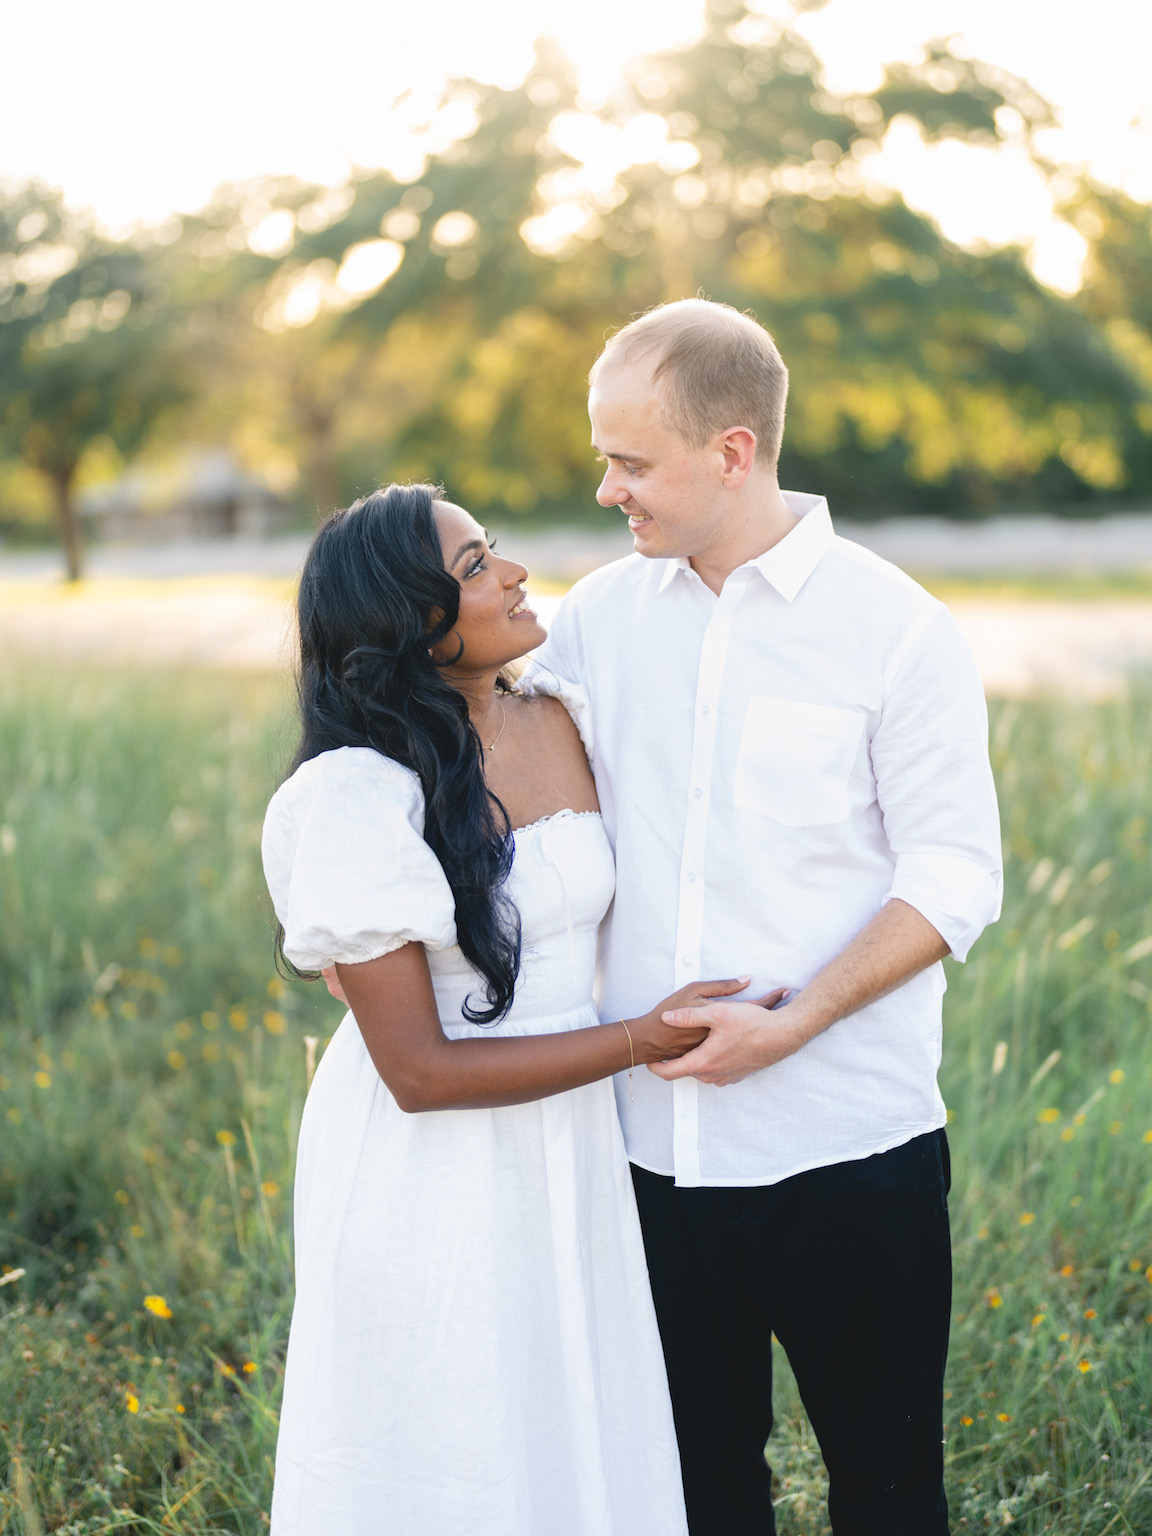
[0,190,190,576]
[2,662,1152,1531]
[2,8,1152,570]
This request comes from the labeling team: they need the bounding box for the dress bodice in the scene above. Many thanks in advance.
[431,810,614,1036]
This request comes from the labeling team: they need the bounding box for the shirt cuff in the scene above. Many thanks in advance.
[884,851,1003,962]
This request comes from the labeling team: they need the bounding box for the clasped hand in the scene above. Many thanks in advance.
[648,988,797,1087]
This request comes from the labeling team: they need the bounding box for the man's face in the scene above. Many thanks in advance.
[589,358,730,561]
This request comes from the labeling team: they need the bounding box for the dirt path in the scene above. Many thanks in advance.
[3,574,1152,697]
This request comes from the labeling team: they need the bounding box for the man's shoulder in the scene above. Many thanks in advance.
[822,534,942,619]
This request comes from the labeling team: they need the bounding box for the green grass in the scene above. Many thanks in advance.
[2,665,1151,1534]
[917,571,1152,604]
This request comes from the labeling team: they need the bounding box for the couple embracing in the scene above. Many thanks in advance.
[262,299,1002,1535]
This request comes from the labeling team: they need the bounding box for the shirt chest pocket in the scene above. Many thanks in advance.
[734,697,864,827]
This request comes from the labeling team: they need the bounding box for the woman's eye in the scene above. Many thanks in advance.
[466,556,485,578]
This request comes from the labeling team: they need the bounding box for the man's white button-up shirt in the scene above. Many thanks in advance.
[530,493,1002,1187]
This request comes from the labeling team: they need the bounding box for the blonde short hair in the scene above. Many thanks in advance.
[590,299,789,466]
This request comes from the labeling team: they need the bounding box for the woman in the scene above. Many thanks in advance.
[262,483,755,1536]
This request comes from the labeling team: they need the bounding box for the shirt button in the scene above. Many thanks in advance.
[681,956,692,968]
[687,872,697,883]
[701,705,710,715]
[693,787,703,799]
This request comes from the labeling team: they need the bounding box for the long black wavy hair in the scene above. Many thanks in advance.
[281,482,520,1024]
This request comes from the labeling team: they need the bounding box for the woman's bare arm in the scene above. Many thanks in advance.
[334,942,752,1112]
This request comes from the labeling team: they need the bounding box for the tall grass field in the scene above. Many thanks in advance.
[1,662,1150,1534]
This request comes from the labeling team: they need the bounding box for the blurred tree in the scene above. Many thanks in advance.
[165,42,594,521]
[574,0,1146,514]
[0,187,186,577]
[1066,180,1152,495]
[3,12,1150,538]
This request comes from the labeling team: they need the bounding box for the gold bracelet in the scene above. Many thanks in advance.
[618,1018,635,1103]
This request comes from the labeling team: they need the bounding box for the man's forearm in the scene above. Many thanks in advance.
[781,898,950,1047]
[651,898,950,1086]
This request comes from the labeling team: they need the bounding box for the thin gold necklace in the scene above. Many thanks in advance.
[485,696,508,752]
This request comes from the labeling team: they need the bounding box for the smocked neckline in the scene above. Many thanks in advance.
[512,809,602,836]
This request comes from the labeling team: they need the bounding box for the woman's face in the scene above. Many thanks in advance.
[430,500,546,673]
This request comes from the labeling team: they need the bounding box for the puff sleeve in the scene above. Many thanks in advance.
[517,659,594,765]
[261,747,457,971]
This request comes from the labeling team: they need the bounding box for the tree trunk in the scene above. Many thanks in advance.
[294,377,339,519]
[49,463,83,582]
[305,414,338,521]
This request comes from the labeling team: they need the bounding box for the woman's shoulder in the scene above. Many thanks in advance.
[516,688,576,730]
[515,664,593,761]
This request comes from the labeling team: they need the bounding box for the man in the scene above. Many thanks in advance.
[531,298,1002,1535]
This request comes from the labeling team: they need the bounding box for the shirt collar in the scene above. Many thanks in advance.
[655,491,834,602]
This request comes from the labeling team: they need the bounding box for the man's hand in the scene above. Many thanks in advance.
[649,989,792,1086]
[321,965,349,1006]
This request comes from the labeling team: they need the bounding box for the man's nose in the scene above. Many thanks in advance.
[596,467,627,507]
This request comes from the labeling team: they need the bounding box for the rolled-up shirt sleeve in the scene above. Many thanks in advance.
[872,602,1002,961]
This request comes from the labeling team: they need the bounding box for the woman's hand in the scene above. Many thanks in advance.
[625,976,753,1064]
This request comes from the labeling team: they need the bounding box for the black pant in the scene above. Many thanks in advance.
[631,1129,953,1536]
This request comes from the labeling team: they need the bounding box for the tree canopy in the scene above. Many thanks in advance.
[2,3,1149,575]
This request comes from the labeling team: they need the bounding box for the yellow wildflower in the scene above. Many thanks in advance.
[126,1393,139,1413]
[216,1130,236,1147]
[1110,1069,1125,1084]
[263,1010,286,1035]
[261,1181,280,1198]
[243,1361,257,1374]
[986,1288,1003,1308]
[1019,1212,1036,1226]
[144,1294,173,1319]
[1078,1359,1092,1373]
[1038,1108,1060,1124]
[961,1415,973,1426]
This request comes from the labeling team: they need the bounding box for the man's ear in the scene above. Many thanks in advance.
[718,426,758,487]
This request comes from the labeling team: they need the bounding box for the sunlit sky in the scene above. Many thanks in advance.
[5,0,1150,293]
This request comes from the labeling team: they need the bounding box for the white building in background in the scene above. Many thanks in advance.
[81,450,293,542]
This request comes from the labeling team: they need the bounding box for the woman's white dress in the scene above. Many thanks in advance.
[261,746,688,1536]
